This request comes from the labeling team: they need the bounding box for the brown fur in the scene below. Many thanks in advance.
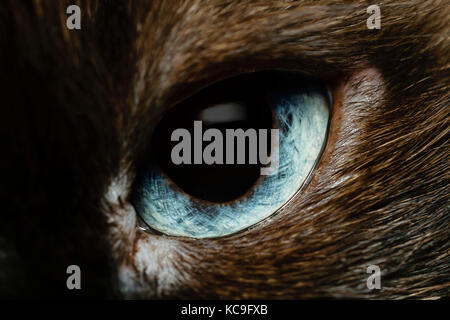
[1,0,448,298]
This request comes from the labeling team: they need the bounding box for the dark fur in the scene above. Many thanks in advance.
[1,0,448,298]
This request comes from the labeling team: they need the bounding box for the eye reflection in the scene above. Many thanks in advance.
[131,72,330,238]
[151,86,273,203]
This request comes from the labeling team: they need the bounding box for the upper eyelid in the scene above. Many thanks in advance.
[137,3,373,110]
[134,67,335,160]
[137,11,357,134]
[148,1,444,93]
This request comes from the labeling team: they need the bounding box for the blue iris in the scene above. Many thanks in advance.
[132,76,330,238]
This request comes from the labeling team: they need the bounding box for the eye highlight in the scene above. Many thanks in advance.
[131,72,330,238]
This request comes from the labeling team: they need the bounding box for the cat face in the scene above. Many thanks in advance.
[1,0,448,298]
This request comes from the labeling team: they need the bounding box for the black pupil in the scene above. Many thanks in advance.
[151,75,273,203]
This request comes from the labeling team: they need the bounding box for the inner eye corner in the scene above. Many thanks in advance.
[131,70,332,239]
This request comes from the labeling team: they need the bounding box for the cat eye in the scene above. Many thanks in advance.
[131,71,330,238]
